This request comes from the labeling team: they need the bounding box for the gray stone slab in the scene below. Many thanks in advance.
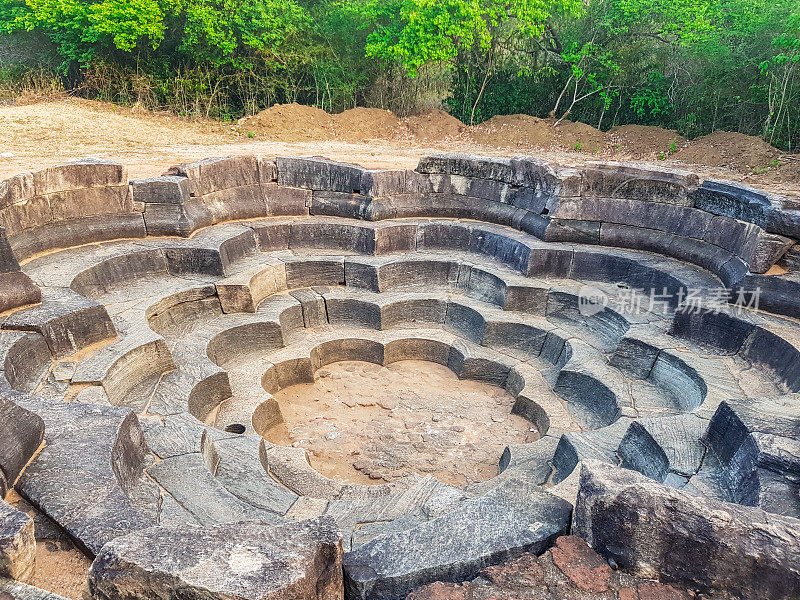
[343,479,571,600]
[2,288,116,358]
[88,517,343,600]
[0,396,44,497]
[0,501,34,583]
[15,398,158,556]
[147,452,274,526]
[212,436,297,516]
[573,460,800,600]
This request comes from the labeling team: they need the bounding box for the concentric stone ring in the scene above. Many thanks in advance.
[0,154,798,600]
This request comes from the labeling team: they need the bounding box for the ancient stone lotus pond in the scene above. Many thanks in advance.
[0,154,798,599]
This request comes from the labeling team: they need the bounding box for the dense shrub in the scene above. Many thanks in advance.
[0,0,797,148]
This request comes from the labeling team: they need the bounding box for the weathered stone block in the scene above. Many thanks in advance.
[130,176,190,205]
[262,183,309,216]
[0,396,44,497]
[0,195,52,236]
[573,460,800,600]
[580,162,698,205]
[0,273,41,315]
[15,398,159,556]
[0,501,35,584]
[343,480,571,600]
[0,173,34,211]
[47,185,132,221]
[8,214,146,261]
[88,517,343,600]
[2,288,116,358]
[417,153,513,182]
[32,159,126,196]
[0,332,51,393]
[510,157,580,198]
[166,156,262,197]
[143,199,213,237]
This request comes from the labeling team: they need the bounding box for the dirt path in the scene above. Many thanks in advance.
[0,97,797,198]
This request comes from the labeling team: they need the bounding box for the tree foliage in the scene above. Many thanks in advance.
[0,0,797,149]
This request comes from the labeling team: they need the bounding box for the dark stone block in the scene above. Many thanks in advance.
[325,297,381,329]
[165,156,262,197]
[143,199,213,237]
[617,421,670,483]
[344,480,571,600]
[739,327,800,392]
[0,226,20,273]
[580,163,698,204]
[201,185,268,223]
[416,221,472,251]
[32,159,126,196]
[0,396,44,497]
[9,214,147,261]
[343,259,379,291]
[262,184,310,216]
[543,219,600,244]
[377,259,458,292]
[516,211,549,238]
[469,230,530,274]
[2,288,117,358]
[0,332,51,393]
[417,153,513,182]
[669,309,754,354]
[16,398,158,556]
[130,176,190,205]
[290,221,374,254]
[88,517,343,600]
[573,460,800,600]
[374,223,417,254]
[277,156,331,189]
[0,272,41,315]
[285,259,345,288]
[483,322,548,357]
[310,191,371,219]
[444,302,486,343]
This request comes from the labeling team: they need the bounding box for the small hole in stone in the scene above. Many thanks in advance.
[540,207,549,215]
[225,423,246,434]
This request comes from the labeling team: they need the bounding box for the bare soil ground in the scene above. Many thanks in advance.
[266,360,536,486]
[1,97,796,198]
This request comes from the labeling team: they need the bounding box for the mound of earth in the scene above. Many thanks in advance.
[403,109,469,141]
[609,124,687,158]
[674,130,781,173]
[332,107,410,142]
[470,114,609,152]
[238,102,334,142]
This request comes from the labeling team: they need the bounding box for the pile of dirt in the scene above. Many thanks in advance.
[331,107,410,142]
[470,114,609,152]
[674,130,781,173]
[238,102,334,142]
[609,124,687,158]
[470,114,554,148]
[403,109,469,141]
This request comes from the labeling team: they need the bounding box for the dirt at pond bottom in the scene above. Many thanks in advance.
[265,360,538,486]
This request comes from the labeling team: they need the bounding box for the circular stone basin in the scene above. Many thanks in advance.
[263,360,538,486]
